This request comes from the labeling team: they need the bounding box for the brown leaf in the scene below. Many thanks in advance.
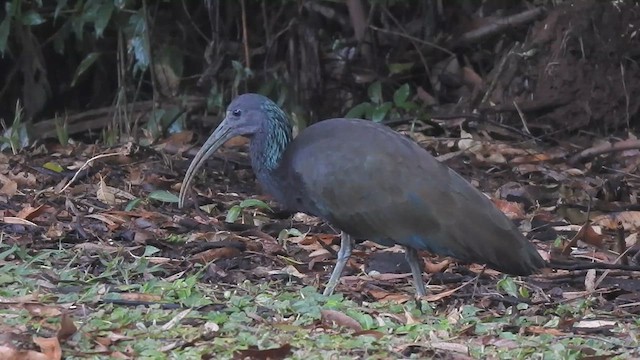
[562,223,604,255]
[97,176,117,205]
[0,345,49,360]
[593,211,640,231]
[8,172,37,187]
[525,326,565,336]
[367,289,412,303]
[33,337,62,360]
[23,304,62,318]
[190,247,242,264]
[224,136,249,148]
[233,344,293,360]
[491,199,526,220]
[0,178,17,197]
[118,293,163,302]
[164,131,193,147]
[573,319,617,330]
[578,224,605,248]
[128,168,144,186]
[424,282,467,302]
[352,330,385,339]
[424,259,451,274]
[462,66,484,89]
[1,217,38,227]
[16,205,47,221]
[584,269,597,292]
[416,86,437,105]
[57,313,77,341]
[320,309,363,331]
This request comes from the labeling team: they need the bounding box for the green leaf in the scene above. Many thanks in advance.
[225,206,242,223]
[128,12,149,73]
[393,84,410,107]
[125,198,142,211]
[497,277,519,298]
[0,16,11,55]
[5,0,17,17]
[277,228,303,240]
[198,203,217,214]
[231,60,244,72]
[345,102,371,119]
[388,62,414,75]
[142,245,161,257]
[54,0,68,20]
[371,102,392,123]
[367,81,382,104]
[239,199,271,211]
[21,10,45,26]
[167,112,187,134]
[147,190,179,203]
[42,162,64,173]
[71,52,100,87]
[158,45,184,78]
[94,1,114,38]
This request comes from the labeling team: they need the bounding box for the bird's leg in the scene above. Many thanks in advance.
[404,247,427,297]
[323,232,353,296]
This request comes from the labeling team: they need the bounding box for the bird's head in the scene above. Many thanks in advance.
[178,93,291,208]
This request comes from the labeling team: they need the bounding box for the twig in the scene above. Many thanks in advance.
[621,62,630,129]
[561,199,591,256]
[453,7,546,47]
[479,43,515,107]
[513,100,532,137]
[58,151,129,193]
[549,261,640,272]
[616,222,628,266]
[379,6,432,81]
[369,25,454,56]
[240,0,251,69]
[569,139,640,164]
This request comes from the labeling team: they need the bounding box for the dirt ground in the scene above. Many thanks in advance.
[489,0,640,134]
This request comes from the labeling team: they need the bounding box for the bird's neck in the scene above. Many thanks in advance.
[250,106,293,199]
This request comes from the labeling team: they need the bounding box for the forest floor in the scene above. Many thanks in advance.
[2,1,640,359]
[0,128,639,359]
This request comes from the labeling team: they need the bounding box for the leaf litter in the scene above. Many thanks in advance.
[0,126,638,359]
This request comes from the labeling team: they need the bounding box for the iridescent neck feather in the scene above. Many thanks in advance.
[249,100,293,190]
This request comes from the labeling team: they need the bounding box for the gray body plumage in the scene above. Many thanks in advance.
[268,118,543,275]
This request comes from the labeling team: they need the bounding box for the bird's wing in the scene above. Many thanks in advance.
[288,120,542,274]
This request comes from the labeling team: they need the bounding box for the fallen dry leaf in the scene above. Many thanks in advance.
[1,216,38,227]
[97,176,117,205]
[0,345,49,360]
[0,178,17,197]
[23,304,62,318]
[190,247,242,264]
[525,326,565,336]
[492,198,526,220]
[573,319,617,329]
[320,309,363,331]
[367,289,412,303]
[424,259,451,273]
[16,204,48,220]
[57,313,77,341]
[593,211,640,231]
[33,337,62,360]
[233,344,293,360]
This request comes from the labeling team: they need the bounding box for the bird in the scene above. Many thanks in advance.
[179,93,546,297]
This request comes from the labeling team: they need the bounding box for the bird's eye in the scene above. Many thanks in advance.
[232,109,242,117]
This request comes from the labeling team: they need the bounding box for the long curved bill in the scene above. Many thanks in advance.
[178,117,236,208]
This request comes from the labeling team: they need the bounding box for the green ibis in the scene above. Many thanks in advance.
[179,93,546,296]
